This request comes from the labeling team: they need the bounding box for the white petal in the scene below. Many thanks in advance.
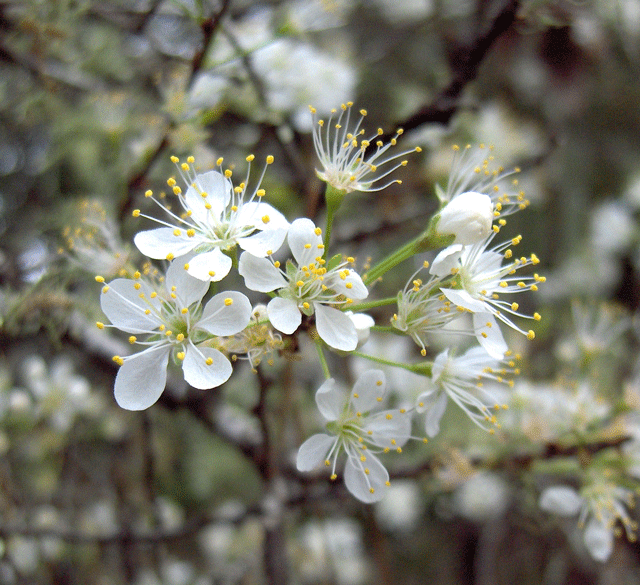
[345,312,375,347]
[183,345,232,389]
[238,227,288,257]
[441,288,488,313]
[430,245,464,277]
[134,227,196,260]
[288,218,322,266]
[365,409,412,447]
[114,347,169,410]
[330,270,368,300]
[185,170,231,223]
[236,201,290,231]
[539,486,583,516]
[344,452,389,503]
[198,291,252,336]
[424,392,448,438]
[165,259,209,306]
[101,278,162,333]
[431,350,449,380]
[187,248,232,282]
[315,304,358,351]
[239,252,287,292]
[296,434,336,471]
[351,370,386,412]
[584,517,614,562]
[473,313,508,359]
[315,378,342,421]
[268,297,302,334]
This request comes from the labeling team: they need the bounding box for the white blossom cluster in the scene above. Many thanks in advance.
[96,103,544,504]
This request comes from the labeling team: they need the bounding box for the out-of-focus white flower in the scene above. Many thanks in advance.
[590,200,635,255]
[60,199,132,278]
[454,472,510,522]
[239,218,368,351]
[296,370,411,503]
[375,480,424,531]
[539,480,638,562]
[97,261,251,410]
[310,102,422,193]
[430,233,544,357]
[437,191,494,245]
[415,346,515,437]
[251,39,356,132]
[133,155,289,282]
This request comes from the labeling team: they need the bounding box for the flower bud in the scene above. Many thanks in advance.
[437,191,493,245]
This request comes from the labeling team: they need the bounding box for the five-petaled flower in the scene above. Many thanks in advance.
[133,155,289,282]
[96,261,252,410]
[296,370,411,503]
[238,218,368,351]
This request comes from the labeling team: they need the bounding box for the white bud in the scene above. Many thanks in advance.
[437,191,493,245]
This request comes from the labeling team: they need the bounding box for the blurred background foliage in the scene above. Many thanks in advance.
[2,0,640,583]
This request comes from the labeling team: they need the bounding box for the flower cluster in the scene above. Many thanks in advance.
[94,107,543,503]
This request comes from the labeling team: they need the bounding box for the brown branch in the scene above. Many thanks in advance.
[392,0,521,134]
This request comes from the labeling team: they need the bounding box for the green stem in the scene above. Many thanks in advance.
[323,205,336,259]
[363,216,454,285]
[346,297,397,312]
[315,339,331,379]
[352,351,433,376]
[323,185,346,260]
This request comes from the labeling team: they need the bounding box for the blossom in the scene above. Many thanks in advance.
[391,261,471,356]
[309,102,422,193]
[97,261,252,410]
[296,370,411,503]
[436,191,494,245]
[133,155,289,282]
[238,218,368,351]
[415,346,515,437]
[438,143,529,218]
[539,480,638,562]
[430,232,544,357]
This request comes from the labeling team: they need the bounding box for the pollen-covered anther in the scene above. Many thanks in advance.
[224,298,233,306]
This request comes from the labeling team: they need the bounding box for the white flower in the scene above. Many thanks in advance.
[415,346,514,437]
[296,370,411,503]
[133,155,289,282]
[437,191,494,245]
[430,233,544,357]
[238,218,368,351]
[97,261,252,410]
[310,102,421,193]
[438,143,529,218]
[539,481,638,562]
